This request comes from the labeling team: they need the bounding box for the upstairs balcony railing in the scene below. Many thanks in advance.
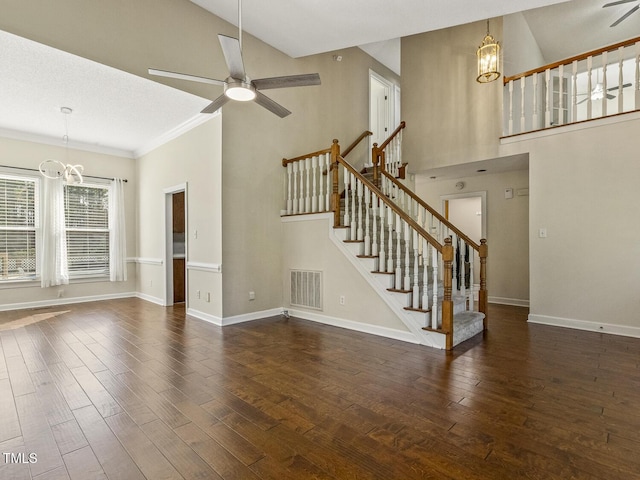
[503,36,640,137]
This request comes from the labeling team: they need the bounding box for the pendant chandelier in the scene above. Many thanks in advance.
[476,20,500,84]
[38,107,84,184]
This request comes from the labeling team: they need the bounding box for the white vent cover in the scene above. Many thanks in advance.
[290,270,322,310]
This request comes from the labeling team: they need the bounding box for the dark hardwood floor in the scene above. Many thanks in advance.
[1,299,639,479]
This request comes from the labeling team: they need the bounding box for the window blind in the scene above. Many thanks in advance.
[0,176,38,280]
[64,184,110,277]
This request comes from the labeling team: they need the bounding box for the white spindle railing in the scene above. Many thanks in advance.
[283,151,332,215]
[504,36,640,136]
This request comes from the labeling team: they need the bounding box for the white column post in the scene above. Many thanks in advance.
[431,246,439,329]
[304,157,311,213]
[364,186,371,256]
[412,230,420,309]
[311,155,318,213]
[378,202,386,272]
[286,163,293,214]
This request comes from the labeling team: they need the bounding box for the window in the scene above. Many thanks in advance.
[64,183,110,278]
[0,175,38,281]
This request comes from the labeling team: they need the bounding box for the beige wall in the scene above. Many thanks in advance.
[401,19,503,171]
[501,119,640,331]
[0,137,137,308]
[282,216,409,332]
[136,116,222,317]
[416,169,530,305]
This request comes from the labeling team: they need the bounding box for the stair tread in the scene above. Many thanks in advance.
[371,270,394,275]
[404,306,431,313]
[357,255,378,259]
[387,288,411,294]
[344,239,364,243]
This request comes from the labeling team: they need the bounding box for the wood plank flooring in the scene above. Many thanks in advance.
[0,299,639,479]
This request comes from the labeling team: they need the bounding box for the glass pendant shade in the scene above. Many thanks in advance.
[476,24,500,83]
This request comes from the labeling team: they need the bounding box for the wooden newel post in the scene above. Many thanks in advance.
[331,139,341,228]
[442,237,454,351]
[479,238,488,329]
[371,143,380,186]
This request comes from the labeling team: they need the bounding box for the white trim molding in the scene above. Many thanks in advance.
[288,308,419,344]
[187,262,222,273]
[489,296,530,307]
[135,257,164,266]
[186,307,282,327]
[0,292,137,312]
[528,314,640,339]
[135,292,165,306]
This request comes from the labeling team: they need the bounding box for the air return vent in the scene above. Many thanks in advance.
[290,270,322,310]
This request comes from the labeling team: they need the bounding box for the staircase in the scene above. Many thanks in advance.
[281,124,487,350]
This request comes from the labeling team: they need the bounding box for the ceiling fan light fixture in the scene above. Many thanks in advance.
[591,83,605,101]
[224,79,256,101]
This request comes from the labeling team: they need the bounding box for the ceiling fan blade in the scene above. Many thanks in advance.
[252,73,321,90]
[606,93,616,100]
[610,4,639,26]
[606,83,633,91]
[218,34,245,79]
[201,94,230,114]
[254,91,291,118]
[603,0,636,7]
[148,68,225,86]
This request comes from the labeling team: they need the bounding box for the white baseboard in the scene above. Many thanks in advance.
[0,292,137,312]
[288,308,419,344]
[528,314,640,339]
[186,307,222,326]
[489,296,530,307]
[186,307,283,327]
[221,308,283,326]
[135,292,165,306]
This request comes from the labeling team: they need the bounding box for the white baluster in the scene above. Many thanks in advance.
[635,42,640,111]
[601,51,608,117]
[587,56,593,120]
[395,213,402,290]
[364,186,371,256]
[558,63,564,126]
[356,178,364,241]
[372,196,379,257]
[572,61,578,123]
[412,231,420,309]
[520,76,526,132]
[422,239,430,311]
[545,68,551,127]
[343,168,350,226]
[403,222,411,291]
[311,156,318,213]
[286,163,293,214]
[460,242,467,300]
[532,72,539,129]
[324,153,331,212]
[451,234,458,294]
[508,79,514,135]
[431,246,439,329]
[379,202,386,272]
[618,46,625,114]
[292,162,299,214]
[469,246,475,311]
[350,174,357,240]
[387,207,394,273]
[304,157,311,213]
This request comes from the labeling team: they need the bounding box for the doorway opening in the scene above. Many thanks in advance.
[441,191,487,295]
[164,183,187,307]
[369,70,400,164]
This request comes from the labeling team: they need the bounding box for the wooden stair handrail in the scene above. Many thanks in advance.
[282,147,332,167]
[380,171,482,252]
[342,130,372,158]
[377,121,406,151]
[336,154,443,253]
[503,35,640,85]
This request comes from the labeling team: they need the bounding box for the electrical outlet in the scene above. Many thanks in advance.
[539,228,547,238]
[206,292,211,302]
[249,291,255,301]
[339,295,345,305]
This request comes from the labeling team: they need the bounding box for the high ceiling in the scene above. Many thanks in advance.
[1,0,639,157]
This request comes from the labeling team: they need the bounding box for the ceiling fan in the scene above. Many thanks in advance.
[148,0,320,118]
[603,0,640,27]
[577,70,632,104]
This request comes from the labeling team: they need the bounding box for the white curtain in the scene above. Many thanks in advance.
[109,178,127,282]
[40,172,68,287]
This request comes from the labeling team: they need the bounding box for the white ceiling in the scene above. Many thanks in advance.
[2,0,639,158]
